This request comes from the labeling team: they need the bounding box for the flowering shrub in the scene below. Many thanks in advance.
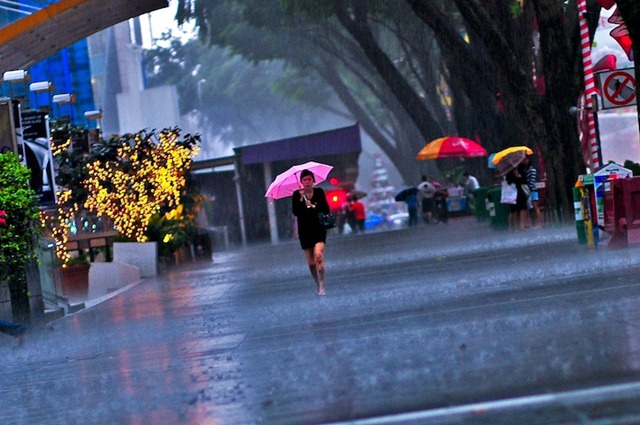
[83,128,199,242]
[0,152,41,318]
[43,126,200,266]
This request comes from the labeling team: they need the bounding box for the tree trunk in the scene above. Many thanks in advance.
[7,271,30,324]
[333,2,443,143]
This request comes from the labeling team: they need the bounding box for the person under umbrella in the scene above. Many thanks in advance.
[291,169,331,296]
[395,187,419,227]
[506,164,529,231]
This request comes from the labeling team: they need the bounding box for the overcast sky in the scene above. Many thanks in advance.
[140,0,195,48]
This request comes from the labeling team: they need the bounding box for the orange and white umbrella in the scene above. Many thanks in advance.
[416,136,487,160]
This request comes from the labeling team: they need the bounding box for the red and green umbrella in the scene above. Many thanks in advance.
[416,136,487,160]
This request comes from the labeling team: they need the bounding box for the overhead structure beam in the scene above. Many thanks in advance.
[0,0,168,73]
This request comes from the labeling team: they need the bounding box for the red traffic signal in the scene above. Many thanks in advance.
[325,189,347,211]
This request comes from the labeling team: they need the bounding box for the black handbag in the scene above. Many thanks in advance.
[318,212,336,229]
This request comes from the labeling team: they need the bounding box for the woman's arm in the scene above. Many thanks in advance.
[292,191,303,216]
[316,188,330,214]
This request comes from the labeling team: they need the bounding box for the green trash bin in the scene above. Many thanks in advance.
[474,187,490,223]
[487,186,510,230]
[573,186,587,244]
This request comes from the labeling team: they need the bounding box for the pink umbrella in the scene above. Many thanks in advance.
[264,161,334,199]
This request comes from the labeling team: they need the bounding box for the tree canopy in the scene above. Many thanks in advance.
[170,0,639,218]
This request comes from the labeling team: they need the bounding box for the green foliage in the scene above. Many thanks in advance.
[142,22,336,145]
[50,121,92,207]
[83,128,200,242]
[0,152,41,285]
[146,174,203,259]
[623,160,640,176]
[65,252,90,267]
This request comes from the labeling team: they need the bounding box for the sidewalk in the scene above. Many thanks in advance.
[3,217,640,425]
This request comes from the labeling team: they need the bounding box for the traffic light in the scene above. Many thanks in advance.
[329,177,340,186]
[325,189,347,211]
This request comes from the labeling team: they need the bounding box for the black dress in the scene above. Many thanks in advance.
[292,187,330,249]
[506,169,528,212]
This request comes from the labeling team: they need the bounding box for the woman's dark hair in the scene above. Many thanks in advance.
[300,169,315,181]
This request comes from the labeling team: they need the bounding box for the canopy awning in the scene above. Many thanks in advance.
[237,122,362,165]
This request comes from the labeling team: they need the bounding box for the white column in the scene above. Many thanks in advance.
[263,162,279,244]
[234,159,247,246]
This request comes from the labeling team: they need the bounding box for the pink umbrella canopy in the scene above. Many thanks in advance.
[264,161,334,199]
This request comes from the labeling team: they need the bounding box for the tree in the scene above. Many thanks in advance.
[143,36,339,148]
[175,0,447,183]
[175,0,615,218]
[84,128,200,242]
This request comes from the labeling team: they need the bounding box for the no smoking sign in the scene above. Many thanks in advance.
[598,68,637,109]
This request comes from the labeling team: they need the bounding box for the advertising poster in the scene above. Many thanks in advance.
[20,110,57,207]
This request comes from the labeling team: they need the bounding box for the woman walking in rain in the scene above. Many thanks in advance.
[292,169,331,295]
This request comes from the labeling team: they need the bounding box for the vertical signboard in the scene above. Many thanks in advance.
[0,97,18,155]
[20,110,57,207]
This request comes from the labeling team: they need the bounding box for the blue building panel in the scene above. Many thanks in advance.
[1,0,96,123]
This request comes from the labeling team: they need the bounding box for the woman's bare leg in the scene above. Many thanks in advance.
[313,242,326,295]
[303,248,318,284]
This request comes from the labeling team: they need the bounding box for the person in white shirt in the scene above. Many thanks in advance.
[417,175,437,223]
[464,172,480,193]
[464,172,480,212]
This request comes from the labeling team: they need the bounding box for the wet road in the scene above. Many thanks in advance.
[2,217,640,424]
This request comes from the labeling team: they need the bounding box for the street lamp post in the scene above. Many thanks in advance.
[52,93,75,122]
[29,81,53,111]
[2,69,28,100]
[84,109,103,129]
[569,95,603,171]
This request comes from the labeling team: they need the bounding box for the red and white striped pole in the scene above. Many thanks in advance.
[578,0,601,170]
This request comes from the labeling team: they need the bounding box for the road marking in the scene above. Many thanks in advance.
[323,381,640,425]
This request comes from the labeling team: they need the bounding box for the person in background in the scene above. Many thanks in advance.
[433,183,448,223]
[292,169,330,296]
[464,171,480,212]
[464,172,480,194]
[349,196,366,233]
[418,175,436,224]
[406,189,419,227]
[506,165,528,231]
[523,155,542,229]
[338,194,352,235]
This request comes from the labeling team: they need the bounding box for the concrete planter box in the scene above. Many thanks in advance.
[113,241,158,277]
[58,264,90,301]
[88,262,141,300]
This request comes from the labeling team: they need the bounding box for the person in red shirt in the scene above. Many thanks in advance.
[349,197,366,233]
